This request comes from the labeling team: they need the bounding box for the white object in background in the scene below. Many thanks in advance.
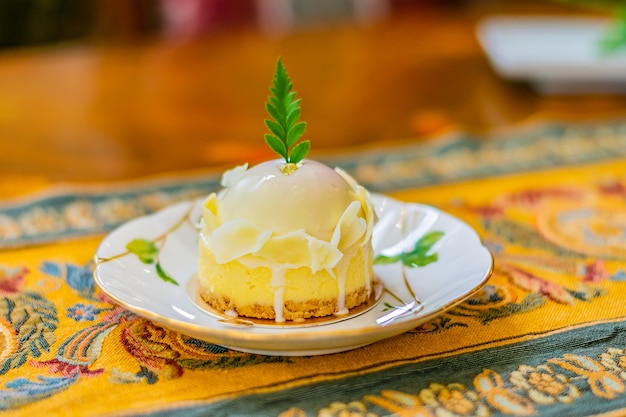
[476,16,626,94]
[256,0,389,35]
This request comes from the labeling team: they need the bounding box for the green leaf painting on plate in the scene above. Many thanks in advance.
[126,239,158,264]
[126,238,180,286]
[374,231,444,268]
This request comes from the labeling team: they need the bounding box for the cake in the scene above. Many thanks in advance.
[196,58,375,322]
[197,159,375,322]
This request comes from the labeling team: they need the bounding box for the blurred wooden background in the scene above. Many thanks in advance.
[1,0,625,187]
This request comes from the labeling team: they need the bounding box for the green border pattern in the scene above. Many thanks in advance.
[1,120,626,249]
[140,319,626,417]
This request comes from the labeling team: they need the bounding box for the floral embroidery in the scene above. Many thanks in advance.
[94,198,146,226]
[18,207,65,236]
[611,271,626,281]
[66,304,104,322]
[599,348,626,381]
[499,264,575,305]
[0,290,58,375]
[510,364,580,404]
[40,261,98,301]
[0,375,78,410]
[599,179,626,197]
[116,317,288,384]
[277,407,308,417]
[464,284,516,310]
[119,318,185,380]
[581,260,609,283]
[0,265,27,294]
[483,218,586,260]
[309,346,626,417]
[410,315,466,333]
[549,354,625,399]
[449,271,545,324]
[498,188,583,208]
[0,214,20,241]
[32,308,126,378]
[363,390,433,417]
[0,258,289,408]
[318,401,378,417]
[2,128,626,416]
[475,369,534,415]
[64,200,100,230]
[419,382,489,417]
[31,359,104,378]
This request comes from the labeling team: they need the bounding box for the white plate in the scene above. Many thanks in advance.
[94,193,493,356]
[477,16,626,93]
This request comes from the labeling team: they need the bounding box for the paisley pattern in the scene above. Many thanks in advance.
[0,122,625,416]
[0,259,290,411]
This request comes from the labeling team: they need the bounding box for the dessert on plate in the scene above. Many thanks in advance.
[197,59,375,322]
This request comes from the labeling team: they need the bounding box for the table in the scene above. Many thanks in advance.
[2,1,626,416]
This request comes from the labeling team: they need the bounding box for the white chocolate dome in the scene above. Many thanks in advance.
[218,159,356,241]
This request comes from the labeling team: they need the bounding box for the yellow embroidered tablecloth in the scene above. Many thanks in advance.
[1,121,626,416]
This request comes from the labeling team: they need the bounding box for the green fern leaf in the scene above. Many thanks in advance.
[264,119,285,138]
[264,134,287,159]
[287,122,306,148]
[264,58,309,164]
[265,102,281,122]
[289,140,310,164]
[286,107,300,129]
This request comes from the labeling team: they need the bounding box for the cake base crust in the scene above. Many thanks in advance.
[198,285,370,321]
